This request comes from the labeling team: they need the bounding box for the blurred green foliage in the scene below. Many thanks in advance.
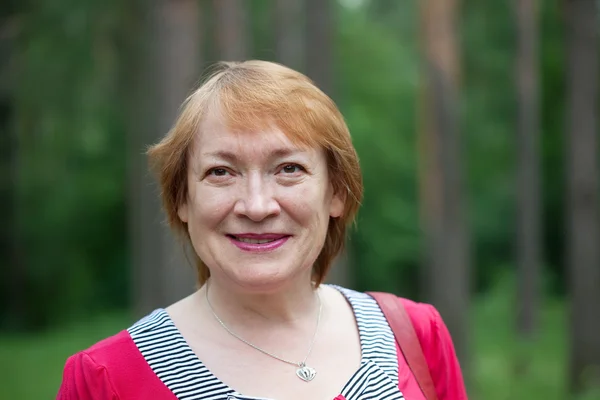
[1,0,569,328]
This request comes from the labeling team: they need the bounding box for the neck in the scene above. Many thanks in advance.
[203,276,320,327]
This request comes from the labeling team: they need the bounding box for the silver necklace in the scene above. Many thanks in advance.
[205,283,322,382]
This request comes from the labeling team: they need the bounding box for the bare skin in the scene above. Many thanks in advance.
[167,284,361,400]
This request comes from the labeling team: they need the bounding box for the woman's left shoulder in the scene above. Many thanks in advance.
[362,291,468,400]
[396,298,447,344]
[396,297,469,400]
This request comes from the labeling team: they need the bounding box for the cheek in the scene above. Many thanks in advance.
[188,186,235,227]
[281,184,330,225]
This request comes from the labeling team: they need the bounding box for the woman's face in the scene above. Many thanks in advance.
[178,113,344,293]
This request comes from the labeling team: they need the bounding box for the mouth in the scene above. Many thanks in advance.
[226,234,291,251]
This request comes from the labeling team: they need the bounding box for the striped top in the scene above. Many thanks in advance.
[127,286,405,400]
[57,287,468,399]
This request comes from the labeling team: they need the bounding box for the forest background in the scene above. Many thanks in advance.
[1,0,599,399]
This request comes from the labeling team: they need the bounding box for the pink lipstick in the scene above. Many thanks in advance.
[227,233,290,252]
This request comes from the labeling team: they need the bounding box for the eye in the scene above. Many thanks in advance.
[207,168,230,177]
[280,164,304,174]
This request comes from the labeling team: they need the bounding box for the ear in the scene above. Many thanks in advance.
[329,189,346,218]
[177,201,189,223]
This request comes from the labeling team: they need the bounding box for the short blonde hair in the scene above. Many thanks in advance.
[147,60,363,286]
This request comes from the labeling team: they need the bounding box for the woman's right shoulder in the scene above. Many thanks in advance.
[57,309,176,399]
[67,308,169,368]
[57,330,133,399]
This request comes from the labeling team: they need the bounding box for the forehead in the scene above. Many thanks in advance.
[192,111,318,160]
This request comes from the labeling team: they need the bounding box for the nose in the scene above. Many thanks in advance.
[233,172,280,221]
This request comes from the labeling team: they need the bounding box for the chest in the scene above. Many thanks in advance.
[190,313,362,400]
[132,288,409,400]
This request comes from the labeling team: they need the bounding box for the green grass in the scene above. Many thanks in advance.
[470,278,599,400]
[0,286,598,399]
[0,311,132,399]
[471,282,568,400]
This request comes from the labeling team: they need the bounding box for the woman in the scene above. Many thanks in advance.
[57,60,467,400]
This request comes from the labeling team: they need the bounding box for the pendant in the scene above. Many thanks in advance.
[296,362,317,382]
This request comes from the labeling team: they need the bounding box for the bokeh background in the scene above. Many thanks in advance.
[1,0,600,399]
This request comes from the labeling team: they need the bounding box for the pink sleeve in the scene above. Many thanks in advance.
[57,352,119,400]
[403,300,468,400]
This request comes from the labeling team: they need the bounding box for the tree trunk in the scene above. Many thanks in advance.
[129,0,201,317]
[565,0,600,393]
[515,0,541,340]
[274,0,305,71]
[306,0,333,96]
[213,0,248,61]
[418,0,470,368]
[0,16,25,330]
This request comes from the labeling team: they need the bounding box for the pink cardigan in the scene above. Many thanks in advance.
[57,298,468,400]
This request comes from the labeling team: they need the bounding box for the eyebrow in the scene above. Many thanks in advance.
[201,150,239,163]
[201,148,305,162]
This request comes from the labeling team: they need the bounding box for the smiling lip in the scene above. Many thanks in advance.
[227,233,290,252]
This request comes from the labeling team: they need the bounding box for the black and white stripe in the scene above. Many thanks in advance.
[128,310,234,400]
[128,286,405,400]
[335,287,404,400]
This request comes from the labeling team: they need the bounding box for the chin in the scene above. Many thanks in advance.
[222,264,306,293]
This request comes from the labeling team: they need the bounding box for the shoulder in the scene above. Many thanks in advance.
[355,290,449,347]
[357,290,469,399]
[70,308,167,370]
[366,292,455,363]
[80,330,138,365]
[394,296,469,400]
[57,330,130,399]
[396,297,445,345]
[57,310,175,400]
